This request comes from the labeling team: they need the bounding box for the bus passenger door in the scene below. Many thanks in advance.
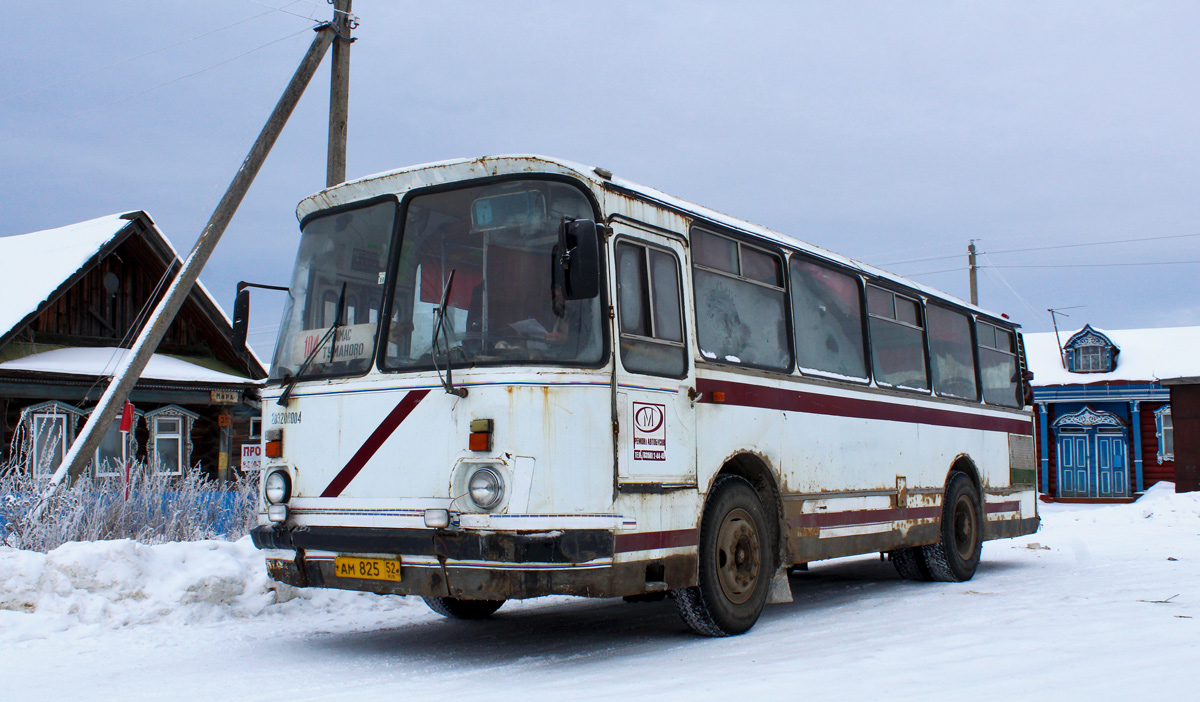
[610,225,697,488]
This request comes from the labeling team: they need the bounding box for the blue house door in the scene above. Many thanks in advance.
[1095,432,1128,497]
[1057,433,1091,497]
[1053,407,1129,499]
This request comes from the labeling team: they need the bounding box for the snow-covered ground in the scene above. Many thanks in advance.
[2,484,1197,701]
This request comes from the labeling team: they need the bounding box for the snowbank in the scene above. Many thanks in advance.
[2,484,1197,648]
[0,537,272,642]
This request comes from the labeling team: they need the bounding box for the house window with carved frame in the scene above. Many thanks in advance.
[1077,345,1104,372]
[1155,405,1174,464]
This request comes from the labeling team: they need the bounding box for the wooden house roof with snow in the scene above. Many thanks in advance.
[0,211,265,390]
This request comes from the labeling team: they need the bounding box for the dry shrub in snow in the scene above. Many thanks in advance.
[0,462,258,552]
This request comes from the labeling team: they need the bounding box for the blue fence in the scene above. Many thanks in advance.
[0,489,252,541]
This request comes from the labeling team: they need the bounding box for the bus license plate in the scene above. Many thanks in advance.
[334,556,401,582]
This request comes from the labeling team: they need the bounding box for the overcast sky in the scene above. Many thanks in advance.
[4,1,1199,358]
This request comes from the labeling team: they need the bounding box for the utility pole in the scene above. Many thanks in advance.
[327,0,354,187]
[968,239,978,305]
[45,24,336,491]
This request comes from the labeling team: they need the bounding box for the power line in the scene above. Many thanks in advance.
[242,0,344,21]
[3,2,313,103]
[879,231,1200,266]
[988,260,1200,269]
[34,26,316,133]
[903,266,967,277]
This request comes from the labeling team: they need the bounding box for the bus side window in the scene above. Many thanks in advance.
[867,286,929,392]
[691,229,791,371]
[927,304,979,401]
[616,242,687,377]
[977,321,1021,407]
[789,258,868,381]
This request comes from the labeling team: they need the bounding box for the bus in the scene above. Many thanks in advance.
[248,155,1039,636]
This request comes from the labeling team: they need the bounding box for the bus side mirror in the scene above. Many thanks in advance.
[559,219,601,300]
[232,288,250,352]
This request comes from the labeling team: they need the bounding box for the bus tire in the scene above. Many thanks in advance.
[422,596,505,619]
[673,476,772,637]
[920,472,982,582]
[889,547,932,581]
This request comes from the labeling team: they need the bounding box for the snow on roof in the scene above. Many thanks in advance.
[1025,325,1200,385]
[0,347,256,385]
[0,212,266,374]
[0,213,131,338]
[299,155,1014,325]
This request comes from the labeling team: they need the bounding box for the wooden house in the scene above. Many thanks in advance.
[0,211,265,480]
[1025,324,1199,501]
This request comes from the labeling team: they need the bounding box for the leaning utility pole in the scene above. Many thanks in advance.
[327,0,354,187]
[46,23,337,490]
[968,239,979,305]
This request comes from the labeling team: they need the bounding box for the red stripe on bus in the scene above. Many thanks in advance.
[788,505,942,529]
[697,378,1033,435]
[320,389,431,498]
[614,528,698,553]
[986,501,1020,514]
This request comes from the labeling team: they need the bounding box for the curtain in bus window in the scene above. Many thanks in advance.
[694,269,790,370]
[617,243,686,377]
[869,319,929,390]
[650,250,683,342]
[867,287,928,391]
[927,305,979,400]
[979,325,1020,407]
[789,259,867,380]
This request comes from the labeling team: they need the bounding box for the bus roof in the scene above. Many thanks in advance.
[297,154,1018,329]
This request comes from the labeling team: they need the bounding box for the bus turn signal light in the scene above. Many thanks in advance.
[265,440,282,458]
[712,391,726,403]
[469,418,493,452]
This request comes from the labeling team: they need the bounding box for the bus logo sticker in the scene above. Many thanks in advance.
[633,402,667,461]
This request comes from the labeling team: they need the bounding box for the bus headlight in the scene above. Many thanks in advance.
[265,470,291,505]
[468,467,504,509]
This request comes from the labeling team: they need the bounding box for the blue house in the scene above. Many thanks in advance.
[1024,324,1196,501]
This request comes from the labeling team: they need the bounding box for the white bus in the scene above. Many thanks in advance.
[249,155,1038,636]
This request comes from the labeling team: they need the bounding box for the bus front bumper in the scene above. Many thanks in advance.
[251,525,695,600]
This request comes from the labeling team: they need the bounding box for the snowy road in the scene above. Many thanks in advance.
[4,486,1198,701]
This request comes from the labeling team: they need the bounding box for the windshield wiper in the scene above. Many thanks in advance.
[432,270,468,398]
[277,282,346,406]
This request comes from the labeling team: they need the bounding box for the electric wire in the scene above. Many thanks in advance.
[988,260,1200,269]
[35,26,315,133]
[980,255,1042,319]
[879,231,1200,267]
[2,2,312,104]
[242,0,349,21]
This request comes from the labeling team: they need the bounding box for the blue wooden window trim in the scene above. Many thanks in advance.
[1154,405,1174,464]
[1063,324,1117,374]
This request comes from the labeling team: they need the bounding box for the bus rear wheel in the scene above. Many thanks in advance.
[674,476,772,637]
[889,546,932,581]
[920,472,982,582]
[423,597,505,619]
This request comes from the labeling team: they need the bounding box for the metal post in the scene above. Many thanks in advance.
[968,240,978,305]
[327,0,354,187]
[46,25,335,490]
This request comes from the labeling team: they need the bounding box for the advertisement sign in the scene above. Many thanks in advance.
[241,444,262,472]
[632,401,667,461]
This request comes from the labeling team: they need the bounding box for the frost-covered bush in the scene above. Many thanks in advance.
[0,462,258,552]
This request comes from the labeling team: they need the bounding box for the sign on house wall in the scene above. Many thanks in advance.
[241,444,262,472]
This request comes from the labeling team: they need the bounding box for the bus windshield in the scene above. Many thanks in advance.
[381,180,603,371]
[270,199,396,381]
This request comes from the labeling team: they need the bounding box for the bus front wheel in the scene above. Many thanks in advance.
[423,597,505,619]
[674,475,772,636]
[920,472,982,582]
